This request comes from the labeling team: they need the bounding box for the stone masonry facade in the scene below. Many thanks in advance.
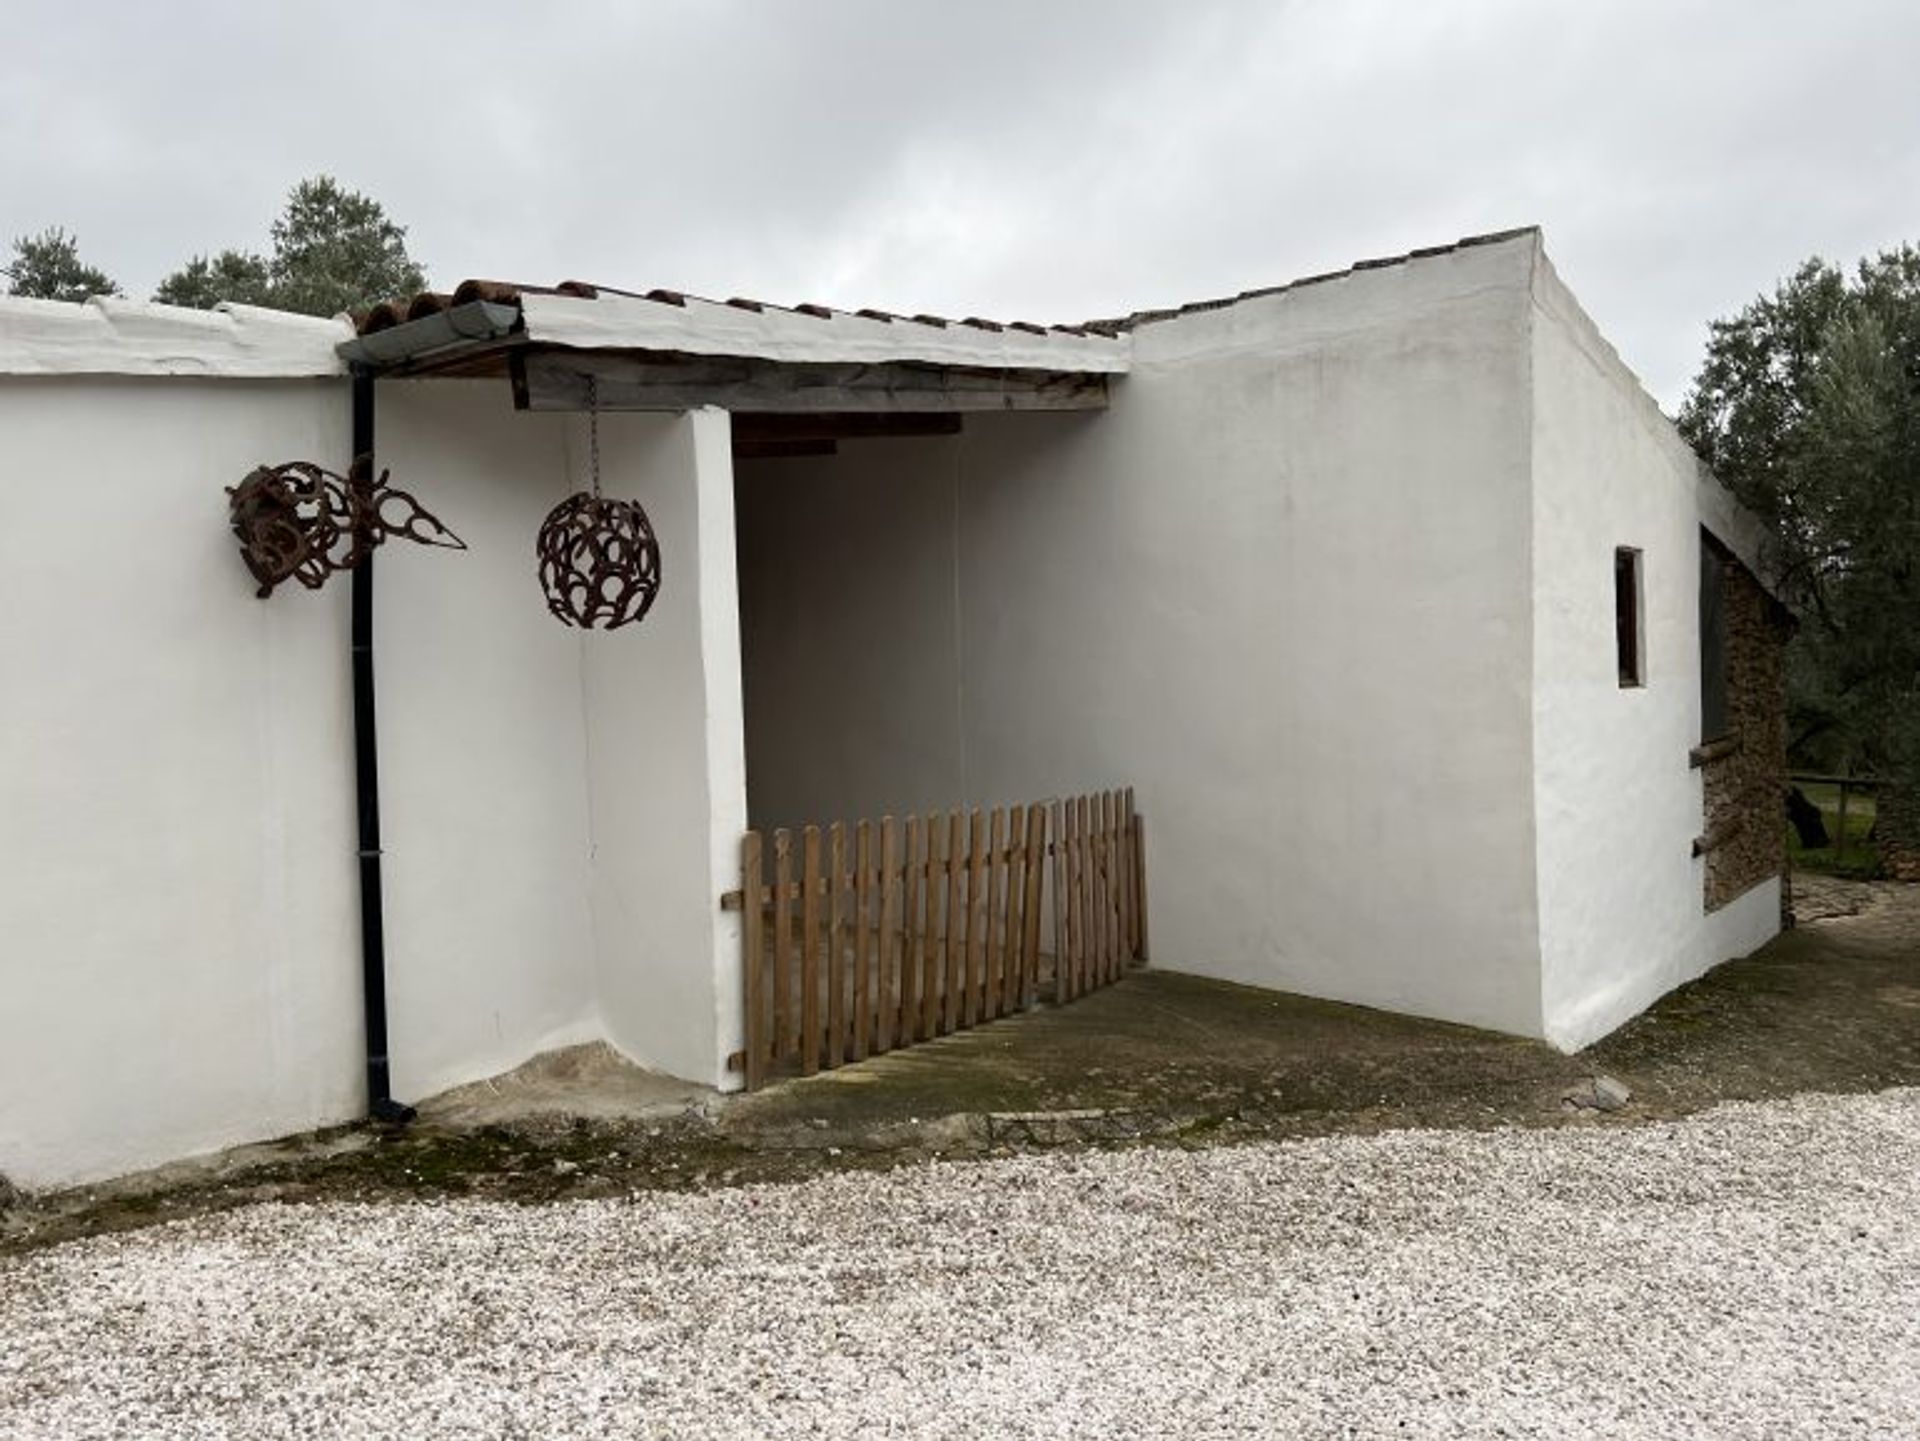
[1698,550,1789,911]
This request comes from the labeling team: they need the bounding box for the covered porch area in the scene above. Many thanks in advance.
[346,281,1140,1097]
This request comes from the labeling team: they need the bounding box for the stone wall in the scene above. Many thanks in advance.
[1699,551,1789,910]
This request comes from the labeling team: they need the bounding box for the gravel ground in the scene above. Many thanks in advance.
[4,1090,1918,1439]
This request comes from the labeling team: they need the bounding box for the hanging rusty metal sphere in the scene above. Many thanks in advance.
[536,492,662,629]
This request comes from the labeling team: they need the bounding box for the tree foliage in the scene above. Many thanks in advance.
[152,175,426,316]
[1679,248,1920,863]
[3,227,120,302]
[153,249,274,310]
[266,176,425,317]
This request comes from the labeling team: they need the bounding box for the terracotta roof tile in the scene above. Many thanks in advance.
[346,226,1540,345]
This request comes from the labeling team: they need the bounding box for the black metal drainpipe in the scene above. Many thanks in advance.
[351,364,415,1125]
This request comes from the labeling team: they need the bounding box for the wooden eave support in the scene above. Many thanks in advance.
[1692,817,1744,857]
[512,348,1110,414]
[1689,736,1743,769]
[732,412,964,442]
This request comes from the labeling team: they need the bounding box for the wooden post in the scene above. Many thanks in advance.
[742,831,765,1090]
[1121,788,1137,961]
[1836,781,1850,862]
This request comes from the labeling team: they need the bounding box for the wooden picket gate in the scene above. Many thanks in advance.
[725,788,1146,1089]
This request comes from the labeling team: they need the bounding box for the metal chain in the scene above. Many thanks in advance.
[586,374,602,498]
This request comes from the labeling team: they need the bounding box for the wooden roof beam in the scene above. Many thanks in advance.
[513,349,1109,414]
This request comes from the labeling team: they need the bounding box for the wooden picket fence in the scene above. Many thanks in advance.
[725,788,1145,1089]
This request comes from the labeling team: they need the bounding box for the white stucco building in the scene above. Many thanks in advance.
[0,227,1787,1190]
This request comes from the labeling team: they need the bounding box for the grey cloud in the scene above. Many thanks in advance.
[3,0,1915,405]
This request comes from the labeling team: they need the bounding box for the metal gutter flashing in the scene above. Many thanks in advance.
[336,300,521,370]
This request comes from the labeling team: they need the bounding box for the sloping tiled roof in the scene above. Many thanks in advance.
[0,227,1541,379]
[347,227,1536,373]
[354,278,1103,341]
[353,278,1131,374]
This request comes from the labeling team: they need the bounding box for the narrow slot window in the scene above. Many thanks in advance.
[1615,547,1644,688]
[1698,533,1729,740]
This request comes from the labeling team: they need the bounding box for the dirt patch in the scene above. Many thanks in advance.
[6,875,1916,1257]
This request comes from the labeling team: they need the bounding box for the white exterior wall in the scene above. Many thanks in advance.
[736,437,967,830]
[1,375,747,1189]
[369,382,602,1102]
[0,378,362,1188]
[963,241,1543,1036]
[736,237,1546,1037]
[580,409,747,1089]
[1528,252,1780,1049]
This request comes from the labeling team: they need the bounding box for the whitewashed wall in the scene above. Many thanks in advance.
[0,377,362,1189]
[1528,253,1780,1049]
[370,381,602,1102]
[962,240,1544,1036]
[736,236,1547,1038]
[1,375,747,1190]
[736,437,967,830]
[579,409,747,1089]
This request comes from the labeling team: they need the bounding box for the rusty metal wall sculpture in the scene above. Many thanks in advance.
[536,379,662,629]
[227,459,464,597]
[536,492,662,629]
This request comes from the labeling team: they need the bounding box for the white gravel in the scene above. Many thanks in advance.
[5,1089,1919,1439]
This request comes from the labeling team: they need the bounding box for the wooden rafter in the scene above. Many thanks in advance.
[513,348,1109,415]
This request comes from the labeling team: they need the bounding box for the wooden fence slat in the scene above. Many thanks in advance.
[1097,791,1113,985]
[800,826,822,1076]
[900,816,922,1047]
[1022,804,1046,1008]
[827,822,847,1069]
[1134,809,1149,963]
[941,811,965,1035]
[853,820,873,1062]
[917,817,940,1043]
[733,789,1141,1088]
[1083,793,1097,995]
[1105,790,1122,983]
[1006,805,1021,1020]
[772,829,794,1067]
[965,810,988,1027]
[1060,798,1079,1001]
[877,818,900,1054]
[1081,795,1098,999]
[1095,791,1111,984]
[984,807,1007,1020]
[1059,802,1075,1005]
[1084,793,1098,990]
[743,832,765,1089]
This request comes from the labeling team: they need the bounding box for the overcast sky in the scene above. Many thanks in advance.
[4,0,1915,406]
